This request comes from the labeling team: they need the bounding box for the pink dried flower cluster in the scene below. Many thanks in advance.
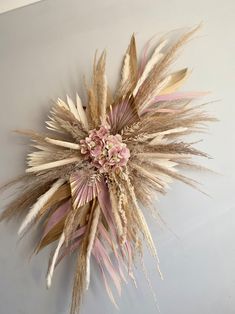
[80,126,130,172]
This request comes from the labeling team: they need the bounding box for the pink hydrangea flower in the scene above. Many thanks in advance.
[80,125,130,173]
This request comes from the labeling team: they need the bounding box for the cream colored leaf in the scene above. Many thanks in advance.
[160,68,189,95]
[76,93,89,130]
[66,95,81,121]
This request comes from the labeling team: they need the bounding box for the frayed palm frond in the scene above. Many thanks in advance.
[0,26,215,314]
[70,170,101,209]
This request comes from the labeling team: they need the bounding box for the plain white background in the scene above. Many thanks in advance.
[0,0,235,313]
[0,0,43,14]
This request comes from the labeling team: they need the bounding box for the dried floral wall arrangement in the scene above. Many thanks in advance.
[0,25,215,314]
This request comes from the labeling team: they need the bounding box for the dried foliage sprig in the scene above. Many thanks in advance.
[1,26,215,314]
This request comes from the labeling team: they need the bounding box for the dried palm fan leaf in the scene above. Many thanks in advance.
[0,26,216,314]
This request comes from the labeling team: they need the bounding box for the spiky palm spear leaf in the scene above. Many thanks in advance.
[0,26,215,314]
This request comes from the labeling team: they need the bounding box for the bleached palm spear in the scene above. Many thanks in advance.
[0,26,215,314]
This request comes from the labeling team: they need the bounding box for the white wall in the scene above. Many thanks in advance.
[0,0,234,313]
[0,0,43,14]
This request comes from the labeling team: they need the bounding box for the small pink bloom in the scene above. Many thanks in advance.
[80,125,130,172]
